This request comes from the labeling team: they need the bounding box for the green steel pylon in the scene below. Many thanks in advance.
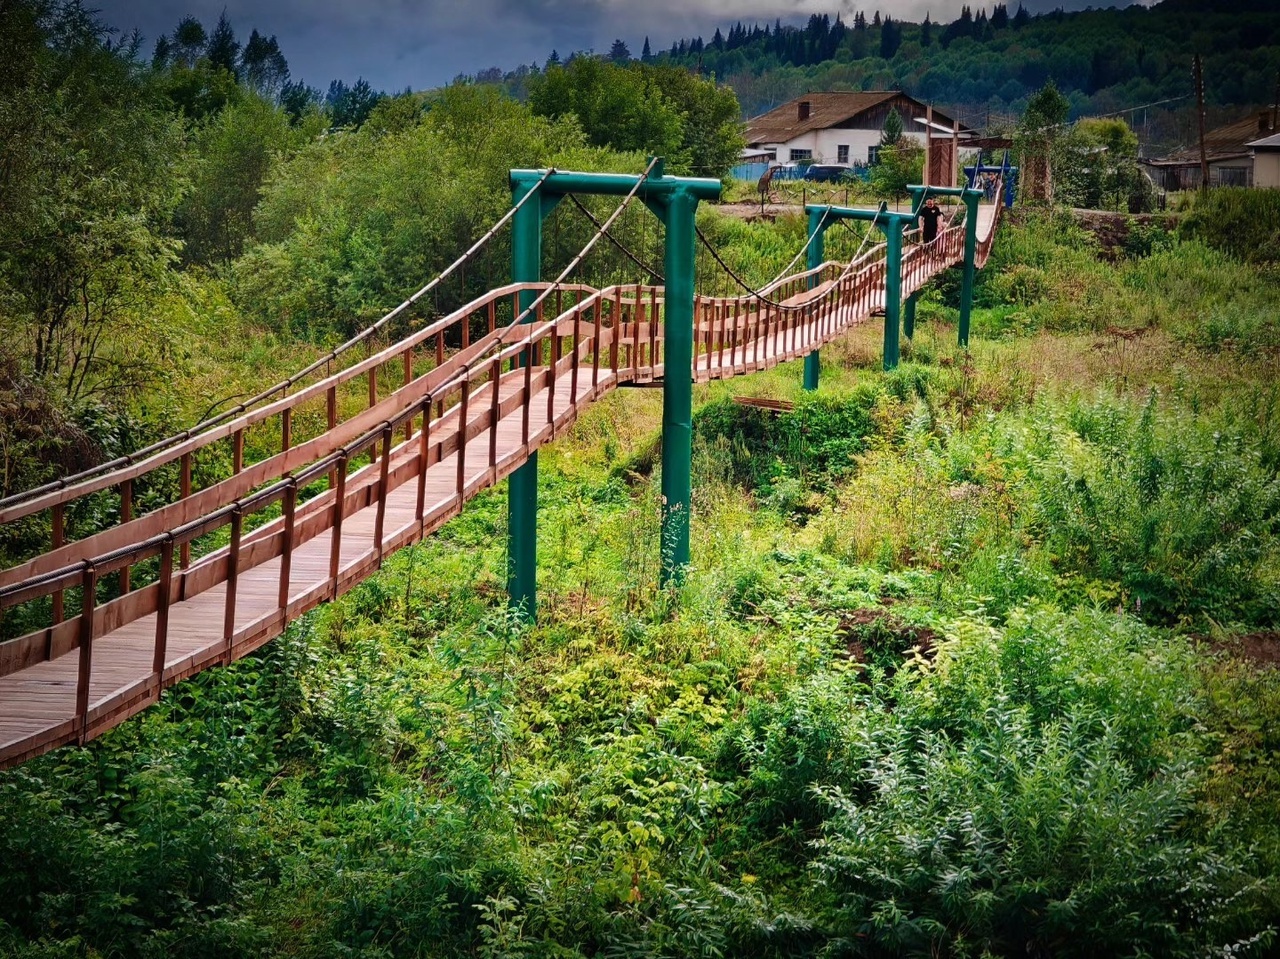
[506,165,721,617]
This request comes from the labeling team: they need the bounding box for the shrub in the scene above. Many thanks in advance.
[1179,188,1280,265]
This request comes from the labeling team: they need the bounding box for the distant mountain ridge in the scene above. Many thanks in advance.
[471,0,1280,154]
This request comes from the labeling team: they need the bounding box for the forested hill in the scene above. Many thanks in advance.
[480,0,1280,152]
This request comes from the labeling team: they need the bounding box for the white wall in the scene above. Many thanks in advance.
[761,130,926,164]
[1254,152,1280,188]
[762,130,979,171]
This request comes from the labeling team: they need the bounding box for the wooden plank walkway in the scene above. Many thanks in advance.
[0,199,1004,767]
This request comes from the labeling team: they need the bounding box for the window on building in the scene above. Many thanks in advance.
[868,145,881,165]
[1215,166,1250,187]
[790,148,812,162]
[837,144,849,163]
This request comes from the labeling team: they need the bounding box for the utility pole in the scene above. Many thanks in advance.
[1272,69,1279,133]
[1193,54,1209,189]
[924,103,933,188]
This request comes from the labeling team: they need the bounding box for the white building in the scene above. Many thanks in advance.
[1247,132,1280,189]
[744,91,977,171]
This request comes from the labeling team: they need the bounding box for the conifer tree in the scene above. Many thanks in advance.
[205,12,239,76]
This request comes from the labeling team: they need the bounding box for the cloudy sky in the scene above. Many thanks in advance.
[95,0,1132,93]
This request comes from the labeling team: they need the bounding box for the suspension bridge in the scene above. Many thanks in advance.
[0,157,1008,768]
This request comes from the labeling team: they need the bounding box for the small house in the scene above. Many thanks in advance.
[743,91,978,181]
[1144,111,1278,190]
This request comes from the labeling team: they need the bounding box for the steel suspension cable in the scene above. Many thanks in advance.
[565,194,664,283]
[696,201,888,312]
[507,158,660,330]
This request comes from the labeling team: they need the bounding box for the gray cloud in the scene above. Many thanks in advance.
[95,0,1141,93]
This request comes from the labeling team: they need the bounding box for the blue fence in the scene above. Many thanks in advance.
[728,163,871,183]
[729,162,807,181]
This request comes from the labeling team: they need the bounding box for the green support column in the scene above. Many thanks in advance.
[883,222,904,371]
[802,207,828,391]
[957,190,980,348]
[508,166,719,591]
[507,178,546,622]
[658,188,698,585]
[904,292,918,340]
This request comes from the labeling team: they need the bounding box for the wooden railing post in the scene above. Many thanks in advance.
[609,300,620,377]
[222,506,242,662]
[456,375,470,501]
[329,453,348,599]
[75,564,98,743]
[403,348,414,442]
[118,480,132,594]
[368,359,379,466]
[374,425,392,565]
[570,305,582,407]
[592,303,602,390]
[153,536,173,690]
[326,386,338,489]
[627,287,639,376]
[546,329,559,427]
[278,481,297,613]
[731,299,741,371]
[179,452,192,569]
[51,503,65,624]
[416,398,432,528]
[488,357,501,473]
[281,407,292,453]
[650,286,660,371]
[522,346,533,447]
[232,429,244,475]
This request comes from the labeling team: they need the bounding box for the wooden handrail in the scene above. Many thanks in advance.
[0,282,598,527]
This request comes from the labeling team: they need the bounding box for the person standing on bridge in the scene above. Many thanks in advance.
[919,196,943,245]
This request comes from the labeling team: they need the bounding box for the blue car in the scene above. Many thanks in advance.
[803,164,854,183]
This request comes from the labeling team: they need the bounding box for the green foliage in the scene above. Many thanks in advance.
[530,57,685,165]
[1057,117,1152,212]
[175,95,303,264]
[870,141,924,203]
[691,387,881,501]
[1180,188,1280,265]
[811,615,1254,958]
[880,105,903,146]
[1030,395,1280,623]
[646,4,1280,127]
[1021,79,1071,132]
[0,0,186,406]
[233,86,598,337]
[529,57,744,178]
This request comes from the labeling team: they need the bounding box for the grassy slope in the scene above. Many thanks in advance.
[2,207,1280,958]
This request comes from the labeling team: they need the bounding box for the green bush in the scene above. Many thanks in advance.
[692,386,882,500]
[1179,188,1280,265]
[1031,395,1280,623]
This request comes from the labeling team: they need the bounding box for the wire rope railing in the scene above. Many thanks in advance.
[0,169,559,516]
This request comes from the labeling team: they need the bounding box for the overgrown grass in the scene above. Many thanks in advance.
[1179,187,1280,265]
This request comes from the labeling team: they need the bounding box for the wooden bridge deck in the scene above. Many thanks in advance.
[0,200,1002,767]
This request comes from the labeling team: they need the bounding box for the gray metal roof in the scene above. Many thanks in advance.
[1247,133,1280,150]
